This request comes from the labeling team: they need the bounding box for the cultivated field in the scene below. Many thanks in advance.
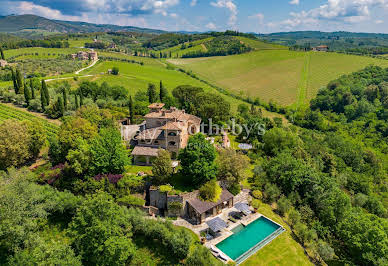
[169,50,388,106]
[3,47,85,59]
[236,37,287,50]
[0,103,59,137]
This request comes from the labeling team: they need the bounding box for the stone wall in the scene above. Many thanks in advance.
[149,188,167,210]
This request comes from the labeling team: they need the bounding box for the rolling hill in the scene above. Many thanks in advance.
[0,14,166,34]
[169,50,388,106]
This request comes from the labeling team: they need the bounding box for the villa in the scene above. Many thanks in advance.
[312,45,329,52]
[130,103,201,165]
[0,60,8,67]
[71,50,98,61]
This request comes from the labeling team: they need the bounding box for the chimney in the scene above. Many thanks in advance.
[182,109,185,114]
[162,110,166,116]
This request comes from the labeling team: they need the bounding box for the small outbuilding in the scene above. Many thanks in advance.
[187,189,234,224]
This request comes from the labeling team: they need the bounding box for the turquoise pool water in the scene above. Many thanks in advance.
[216,216,281,261]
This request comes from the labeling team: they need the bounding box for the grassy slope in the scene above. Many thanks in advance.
[159,37,213,58]
[169,50,306,105]
[81,60,246,111]
[236,37,288,50]
[242,204,312,266]
[169,50,388,106]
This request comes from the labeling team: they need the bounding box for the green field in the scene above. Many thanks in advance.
[0,103,59,137]
[80,60,247,111]
[169,50,388,106]
[4,47,85,59]
[68,37,94,48]
[159,37,213,58]
[236,37,287,50]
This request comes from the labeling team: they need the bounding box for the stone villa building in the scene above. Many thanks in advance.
[131,103,201,165]
[71,50,98,61]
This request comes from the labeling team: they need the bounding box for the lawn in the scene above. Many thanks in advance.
[169,50,388,106]
[242,204,312,266]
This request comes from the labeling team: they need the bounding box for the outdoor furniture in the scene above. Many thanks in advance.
[210,245,219,254]
[235,202,252,216]
[218,253,228,261]
[207,217,228,235]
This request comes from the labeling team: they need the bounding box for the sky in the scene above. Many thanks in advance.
[1,0,388,33]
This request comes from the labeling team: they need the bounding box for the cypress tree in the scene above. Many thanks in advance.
[29,79,35,99]
[129,96,134,124]
[57,97,64,117]
[63,88,68,111]
[42,80,50,105]
[11,68,18,94]
[74,94,79,109]
[24,82,31,106]
[0,47,4,60]
[147,83,157,103]
[40,84,46,111]
[79,91,84,106]
[15,69,24,94]
[41,80,49,110]
[159,80,167,102]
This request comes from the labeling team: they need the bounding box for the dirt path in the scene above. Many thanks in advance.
[45,75,95,82]
[201,43,208,52]
[75,59,99,74]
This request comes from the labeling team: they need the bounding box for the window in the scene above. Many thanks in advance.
[154,140,159,144]
[168,132,177,136]
[169,141,176,146]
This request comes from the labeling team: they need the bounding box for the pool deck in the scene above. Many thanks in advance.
[204,212,262,264]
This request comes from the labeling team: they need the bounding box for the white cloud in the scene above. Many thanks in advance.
[375,19,384,24]
[273,0,388,29]
[249,13,264,24]
[206,22,217,30]
[210,0,237,27]
[289,0,300,5]
[190,0,198,7]
[7,1,82,20]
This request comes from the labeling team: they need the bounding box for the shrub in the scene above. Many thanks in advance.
[117,195,145,207]
[159,184,173,193]
[251,199,261,209]
[252,190,263,199]
[112,66,119,75]
[199,180,222,202]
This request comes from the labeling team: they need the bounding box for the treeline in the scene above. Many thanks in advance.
[182,36,252,58]
[344,46,388,55]
[85,42,107,49]
[0,39,69,50]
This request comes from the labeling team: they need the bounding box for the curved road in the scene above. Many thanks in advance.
[75,59,99,74]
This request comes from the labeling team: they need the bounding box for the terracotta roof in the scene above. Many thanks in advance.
[148,103,165,109]
[161,122,184,131]
[131,146,159,157]
[144,109,201,124]
[187,189,234,214]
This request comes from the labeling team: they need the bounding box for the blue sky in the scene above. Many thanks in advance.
[2,0,388,33]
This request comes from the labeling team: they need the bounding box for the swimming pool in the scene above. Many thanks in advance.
[216,216,284,264]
